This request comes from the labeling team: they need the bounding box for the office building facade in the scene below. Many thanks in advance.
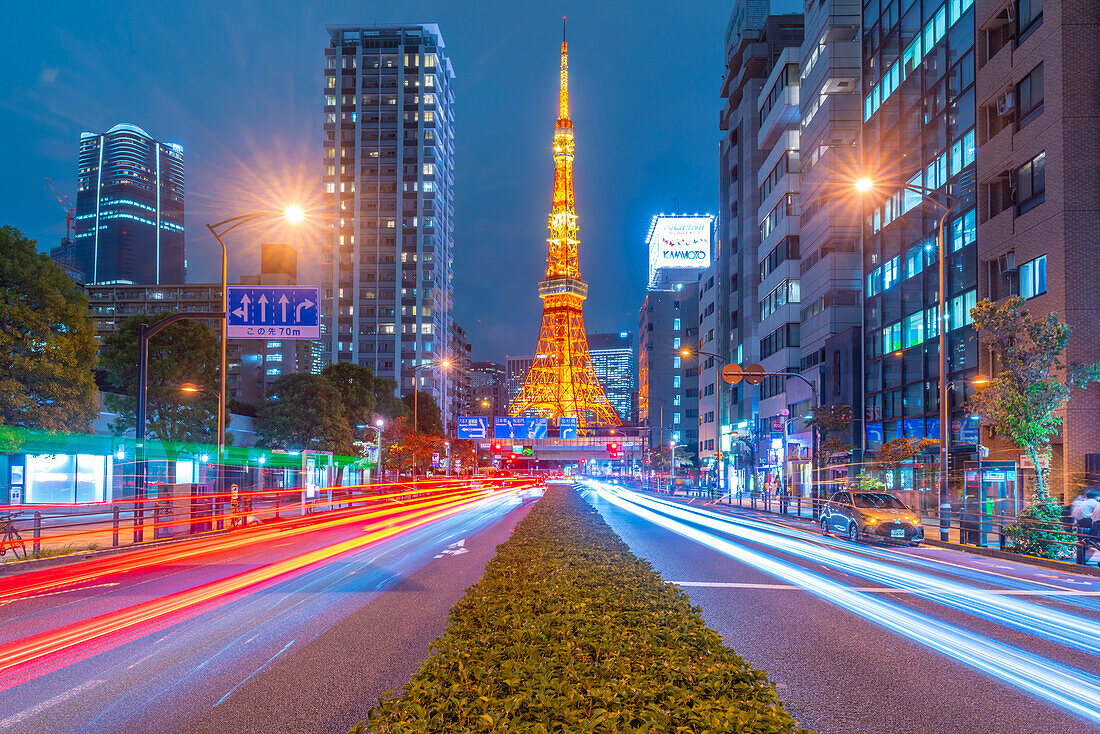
[717,5,805,492]
[469,361,507,417]
[74,123,185,285]
[861,0,980,505]
[974,0,1100,498]
[588,332,636,425]
[639,284,699,459]
[322,25,457,425]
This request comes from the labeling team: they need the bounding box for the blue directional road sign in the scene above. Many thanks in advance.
[524,417,548,439]
[494,417,526,439]
[226,286,320,339]
[559,417,578,440]
[456,417,488,440]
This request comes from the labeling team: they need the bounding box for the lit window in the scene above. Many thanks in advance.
[266,368,281,376]
[673,376,681,388]
[266,341,282,348]
[951,209,976,251]
[1020,255,1047,299]
[422,163,434,176]
[673,337,681,349]
[673,318,681,331]
[673,357,681,369]
[673,413,681,425]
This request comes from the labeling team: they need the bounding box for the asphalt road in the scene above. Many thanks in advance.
[583,480,1100,734]
[0,485,538,733]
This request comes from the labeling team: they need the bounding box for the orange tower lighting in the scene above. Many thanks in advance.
[508,20,621,429]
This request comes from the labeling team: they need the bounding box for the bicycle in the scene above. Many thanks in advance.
[0,513,27,560]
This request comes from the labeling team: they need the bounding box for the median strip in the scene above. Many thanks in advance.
[358,485,809,733]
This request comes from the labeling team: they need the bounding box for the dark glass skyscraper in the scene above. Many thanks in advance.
[74,123,185,285]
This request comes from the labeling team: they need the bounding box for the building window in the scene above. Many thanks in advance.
[951,209,977,251]
[1015,152,1045,214]
[673,337,681,349]
[673,357,681,369]
[1020,255,1047,299]
[673,413,681,425]
[947,290,977,330]
[1016,0,1042,43]
[673,318,680,331]
[1016,64,1044,129]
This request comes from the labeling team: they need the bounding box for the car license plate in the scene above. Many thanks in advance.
[891,529,906,538]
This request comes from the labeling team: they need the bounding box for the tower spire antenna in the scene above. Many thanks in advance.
[509,25,621,430]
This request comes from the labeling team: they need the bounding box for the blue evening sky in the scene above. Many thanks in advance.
[0,0,800,361]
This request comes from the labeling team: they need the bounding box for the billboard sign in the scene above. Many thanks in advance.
[559,417,578,440]
[647,215,713,285]
[457,417,489,439]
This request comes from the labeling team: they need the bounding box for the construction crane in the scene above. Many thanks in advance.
[45,178,75,241]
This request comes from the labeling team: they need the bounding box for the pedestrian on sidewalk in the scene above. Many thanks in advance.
[1072,489,1099,548]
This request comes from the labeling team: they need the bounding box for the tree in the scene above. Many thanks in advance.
[401,390,443,435]
[257,373,354,455]
[321,363,378,429]
[967,297,1100,499]
[381,416,445,476]
[100,312,220,479]
[372,376,410,422]
[809,404,855,500]
[872,437,937,471]
[0,226,99,431]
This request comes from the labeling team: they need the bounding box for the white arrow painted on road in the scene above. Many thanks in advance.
[294,299,315,323]
[434,538,469,558]
[257,293,268,322]
[278,293,289,321]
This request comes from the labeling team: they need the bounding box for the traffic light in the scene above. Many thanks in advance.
[492,442,503,454]
[607,441,620,459]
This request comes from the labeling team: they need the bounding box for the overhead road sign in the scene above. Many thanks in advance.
[227,286,320,339]
[559,417,578,439]
[456,417,489,440]
[524,417,548,439]
[494,417,527,439]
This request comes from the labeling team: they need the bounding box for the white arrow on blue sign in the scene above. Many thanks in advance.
[227,286,321,339]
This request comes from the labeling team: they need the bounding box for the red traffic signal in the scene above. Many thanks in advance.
[492,442,503,453]
[607,442,620,453]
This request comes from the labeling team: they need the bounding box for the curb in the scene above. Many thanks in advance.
[919,538,1100,577]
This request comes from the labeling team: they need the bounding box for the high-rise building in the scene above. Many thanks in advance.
[797,0,864,457]
[716,4,805,492]
[508,24,619,428]
[505,355,534,409]
[74,123,185,285]
[974,0,1100,498]
[861,0,979,508]
[321,25,457,425]
[448,321,472,432]
[588,332,636,424]
[469,361,507,417]
[639,284,699,457]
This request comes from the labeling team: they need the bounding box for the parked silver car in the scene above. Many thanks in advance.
[821,491,924,545]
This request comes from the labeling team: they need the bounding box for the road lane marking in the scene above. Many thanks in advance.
[433,538,469,559]
[0,582,120,607]
[0,679,104,729]
[672,581,1100,595]
[212,639,295,708]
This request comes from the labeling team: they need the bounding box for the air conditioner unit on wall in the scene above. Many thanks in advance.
[996,89,1016,117]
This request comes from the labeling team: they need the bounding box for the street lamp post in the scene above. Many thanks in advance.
[179,382,223,492]
[681,348,727,498]
[857,178,959,515]
[358,418,385,484]
[204,206,304,502]
[409,359,452,434]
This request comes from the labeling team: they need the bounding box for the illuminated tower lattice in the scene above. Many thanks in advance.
[509,22,621,428]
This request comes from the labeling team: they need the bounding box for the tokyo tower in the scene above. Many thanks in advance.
[509,20,621,428]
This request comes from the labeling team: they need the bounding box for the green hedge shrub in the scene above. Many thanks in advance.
[356,485,810,733]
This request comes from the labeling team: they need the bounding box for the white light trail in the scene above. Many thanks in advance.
[592,483,1100,725]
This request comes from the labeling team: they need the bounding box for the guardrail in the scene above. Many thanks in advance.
[0,477,527,563]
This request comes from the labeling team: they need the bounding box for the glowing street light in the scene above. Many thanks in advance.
[855,176,874,193]
[283,205,305,224]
